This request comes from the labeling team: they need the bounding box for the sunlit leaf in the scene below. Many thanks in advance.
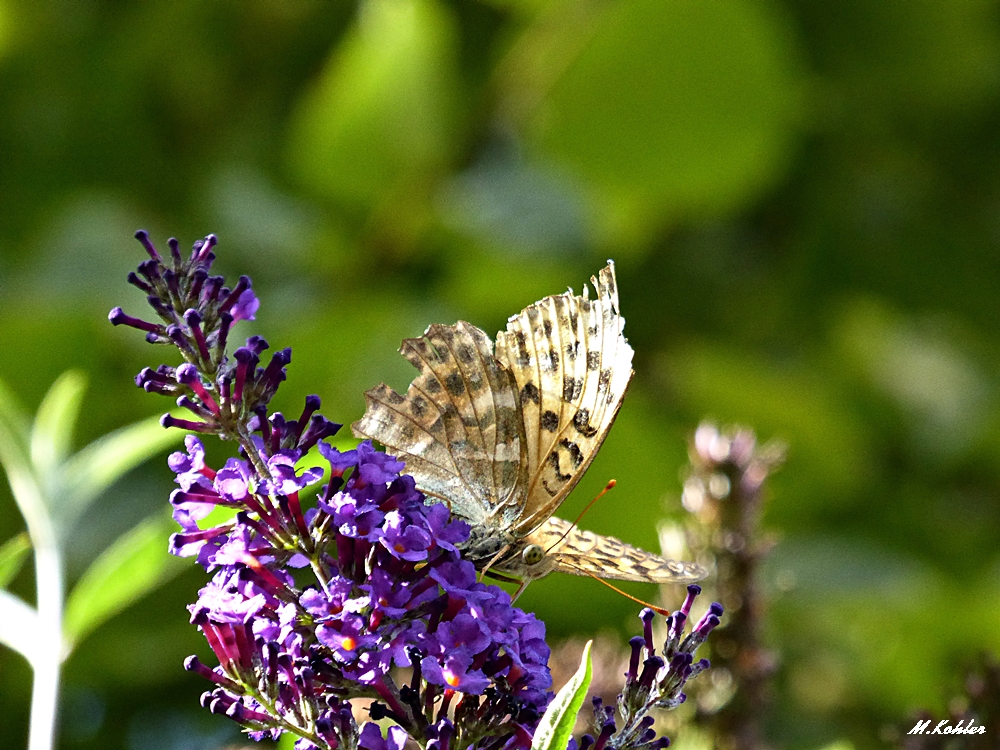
[56,415,183,533]
[0,532,31,590]
[0,379,48,536]
[30,370,87,476]
[287,0,461,206]
[527,0,804,242]
[532,640,592,750]
[0,588,39,662]
[64,513,185,648]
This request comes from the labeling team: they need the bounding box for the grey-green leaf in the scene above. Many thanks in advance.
[0,532,32,590]
[55,415,182,533]
[31,371,87,476]
[63,513,185,648]
[532,640,593,750]
[0,380,48,537]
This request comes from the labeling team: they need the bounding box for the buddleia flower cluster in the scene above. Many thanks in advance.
[570,587,722,750]
[110,232,551,749]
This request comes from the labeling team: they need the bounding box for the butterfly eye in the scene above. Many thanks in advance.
[522,544,545,566]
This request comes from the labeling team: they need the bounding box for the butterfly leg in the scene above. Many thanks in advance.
[511,578,531,603]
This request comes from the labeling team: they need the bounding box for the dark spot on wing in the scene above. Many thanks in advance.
[547,450,572,481]
[560,438,584,468]
[548,349,560,370]
[457,345,475,364]
[598,369,612,392]
[563,377,582,402]
[424,377,442,394]
[565,341,580,360]
[543,320,553,336]
[387,390,405,405]
[587,351,601,371]
[569,313,579,331]
[520,382,540,405]
[514,331,530,366]
[541,410,559,432]
[445,373,465,396]
[411,396,428,417]
[573,408,598,438]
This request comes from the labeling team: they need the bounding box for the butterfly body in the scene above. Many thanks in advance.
[353,263,706,595]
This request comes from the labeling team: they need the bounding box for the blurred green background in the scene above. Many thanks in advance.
[1,0,1000,748]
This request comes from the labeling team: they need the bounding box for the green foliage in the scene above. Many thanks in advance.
[287,0,462,207]
[532,640,593,750]
[0,532,30,590]
[63,513,185,649]
[530,0,803,239]
[0,373,184,659]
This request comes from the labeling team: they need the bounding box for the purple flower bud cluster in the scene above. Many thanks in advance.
[109,232,339,456]
[171,438,550,749]
[573,587,722,750]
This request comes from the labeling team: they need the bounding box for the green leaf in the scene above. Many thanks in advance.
[528,0,804,242]
[0,532,31,590]
[30,370,87,476]
[286,0,461,206]
[55,415,183,533]
[0,379,49,539]
[532,640,593,750]
[63,513,185,648]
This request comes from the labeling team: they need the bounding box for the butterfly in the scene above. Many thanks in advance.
[352,262,706,599]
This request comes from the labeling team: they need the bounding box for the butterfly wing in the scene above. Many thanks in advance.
[494,262,634,534]
[352,321,528,525]
[523,517,707,584]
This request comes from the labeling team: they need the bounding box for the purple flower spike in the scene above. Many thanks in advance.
[116,231,554,749]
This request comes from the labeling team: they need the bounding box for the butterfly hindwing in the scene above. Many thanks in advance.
[495,262,634,534]
[352,322,527,524]
[524,517,707,584]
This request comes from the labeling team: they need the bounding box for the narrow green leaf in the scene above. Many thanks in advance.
[0,380,49,538]
[63,513,185,648]
[55,415,183,531]
[0,588,39,662]
[0,532,31,589]
[31,370,87,475]
[532,640,593,750]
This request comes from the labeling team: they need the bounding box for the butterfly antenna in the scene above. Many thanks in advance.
[545,479,616,554]
[582,571,670,617]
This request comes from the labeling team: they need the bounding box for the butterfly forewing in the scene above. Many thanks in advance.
[353,321,527,524]
[523,517,707,584]
[495,262,634,534]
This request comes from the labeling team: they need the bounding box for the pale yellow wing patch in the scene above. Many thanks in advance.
[352,321,527,524]
[526,517,707,584]
[495,262,634,534]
